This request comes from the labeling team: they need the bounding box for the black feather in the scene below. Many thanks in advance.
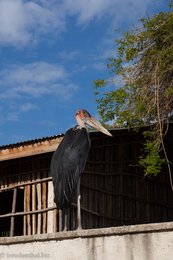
[50,126,90,209]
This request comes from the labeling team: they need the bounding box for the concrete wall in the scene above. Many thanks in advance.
[0,222,173,260]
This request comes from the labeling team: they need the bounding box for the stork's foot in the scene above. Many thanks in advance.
[76,224,82,230]
[76,227,82,231]
[62,227,67,232]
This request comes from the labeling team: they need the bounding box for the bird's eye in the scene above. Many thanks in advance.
[83,110,90,117]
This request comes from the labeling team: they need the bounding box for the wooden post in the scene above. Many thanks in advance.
[42,171,47,233]
[10,188,17,237]
[53,203,57,232]
[47,173,55,233]
[26,185,31,235]
[32,173,36,235]
[36,172,41,234]
[23,187,26,235]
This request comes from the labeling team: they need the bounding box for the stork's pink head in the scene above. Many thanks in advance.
[75,109,112,136]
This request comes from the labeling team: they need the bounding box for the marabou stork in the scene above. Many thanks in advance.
[50,109,112,231]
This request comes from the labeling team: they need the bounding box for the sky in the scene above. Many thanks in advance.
[0,0,169,145]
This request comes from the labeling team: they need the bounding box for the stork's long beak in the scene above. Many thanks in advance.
[84,116,112,137]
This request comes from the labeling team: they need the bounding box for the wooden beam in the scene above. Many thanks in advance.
[32,172,36,235]
[42,171,47,233]
[26,185,31,235]
[10,188,17,237]
[0,206,56,218]
[0,137,63,161]
[0,176,52,192]
[36,172,41,235]
[23,187,26,236]
[47,179,54,233]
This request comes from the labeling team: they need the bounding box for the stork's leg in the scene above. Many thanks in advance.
[77,178,82,229]
[59,209,68,231]
[59,209,62,232]
[63,209,68,231]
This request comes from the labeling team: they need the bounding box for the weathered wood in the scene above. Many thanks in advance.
[23,187,26,236]
[10,188,17,236]
[0,137,63,161]
[0,168,50,180]
[0,176,52,192]
[47,177,54,233]
[36,176,41,235]
[53,205,57,232]
[26,185,31,235]
[32,172,36,235]
[0,206,56,218]
[42,171,47,233]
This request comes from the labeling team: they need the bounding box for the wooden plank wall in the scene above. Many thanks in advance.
[0,154,57,236]
[78,129,173,230]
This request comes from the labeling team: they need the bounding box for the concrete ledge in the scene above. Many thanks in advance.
[1,222,173,260]
[1,221,173,245]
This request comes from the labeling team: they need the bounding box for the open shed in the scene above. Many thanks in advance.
[0,126,173,238]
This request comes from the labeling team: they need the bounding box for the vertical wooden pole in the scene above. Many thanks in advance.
[10,188,17,237]
[23,187,26,235]
[47,173,55,233]
[36,172,41,234]
[32,172,36,235]
[42,171,47,233]
[26,184,31,235]
[53,204,57,233]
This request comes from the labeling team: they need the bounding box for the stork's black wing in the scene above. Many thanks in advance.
[50,127,90,209]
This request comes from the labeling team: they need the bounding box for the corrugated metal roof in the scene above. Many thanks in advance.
[0,128,124,162]
[0,127,129,150]
[0,133,64,150]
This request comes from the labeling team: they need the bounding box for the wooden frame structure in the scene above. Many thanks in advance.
[0,127,173,237]
[0,135,63,237]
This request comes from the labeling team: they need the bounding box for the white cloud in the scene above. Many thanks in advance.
[63,0,152,25]
[19,102,38,112]
[0,0,157,47]
[0,62,79,99]
[0,102,38,124]
[6,113,19,122]
[0,0,30,46]
[0,62,66,85]
[58,50,79,61]
[63,0,112,24]
[0,0,65,47]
